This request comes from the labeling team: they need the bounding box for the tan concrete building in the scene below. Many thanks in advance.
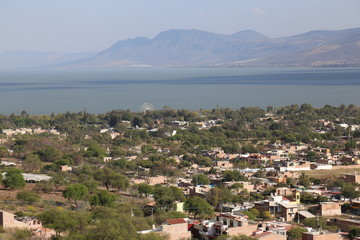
[213,160,233,169]
[319,202,341,216]
[302,231,342,240]
[161,219,191,240]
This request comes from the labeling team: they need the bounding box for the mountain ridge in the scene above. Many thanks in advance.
[64,27,360,68]
[2,27,360,69]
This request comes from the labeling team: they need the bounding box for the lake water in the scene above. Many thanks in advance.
[0,67,360,115]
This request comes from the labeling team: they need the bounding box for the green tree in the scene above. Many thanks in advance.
[22,153,42,173]
[298,173,311,188]
[230,183,244,194]
[306,151,318,162]
[259,211,272,220]
[342,183,360,200]
[89,190,116,207]
[345,140,357,152]
[241,211,256,220]
[303,217,336,231]
[39,146,61,162]
[63,184,88,206]
[81,217,138,240]
[287,226,306,240]
[0,146,8,157]
[192,173,210,185]
[138,183,154,197]
[223,170,247,182]
[206,187,224,207]
[16,190,40,204]
[3,169,26,189]
[184,196,213,219]
[153,186,185,209]
[249,208,259,217]
[110,173,129,192]
[82,180,99,194]
[39,208,89,237]
[300,192,316,204]
[83,144,106,158]
[50,173,68,191]
[94,167,122,190]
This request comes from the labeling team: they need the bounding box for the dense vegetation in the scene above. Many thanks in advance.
[1,104,360,239]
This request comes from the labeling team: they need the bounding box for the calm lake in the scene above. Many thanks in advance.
[0,67,360,115]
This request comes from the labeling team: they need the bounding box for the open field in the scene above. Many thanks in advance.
[299,167,360,179]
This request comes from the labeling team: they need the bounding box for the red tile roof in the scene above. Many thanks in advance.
[165,218,187,225]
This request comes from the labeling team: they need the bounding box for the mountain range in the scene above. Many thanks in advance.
[2,27,360,69]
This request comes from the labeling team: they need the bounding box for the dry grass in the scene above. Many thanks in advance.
[300,167,360,179]
[0,183,67,215]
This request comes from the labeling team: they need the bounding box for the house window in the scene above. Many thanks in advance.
[216,216,220,221]
[223,220,227,225]
[290,208,294,212]
[215,227,221,235]
[230,220,234,227]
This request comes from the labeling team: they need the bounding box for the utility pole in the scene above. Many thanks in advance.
[151,207,154,222]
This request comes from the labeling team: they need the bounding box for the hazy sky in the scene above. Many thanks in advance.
[1,0,360,53]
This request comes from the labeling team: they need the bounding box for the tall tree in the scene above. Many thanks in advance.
[63,184,88,206]
[184,196,213,219]
[191,173,210,185]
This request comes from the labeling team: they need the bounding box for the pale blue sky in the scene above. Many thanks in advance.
[1,0,359,52]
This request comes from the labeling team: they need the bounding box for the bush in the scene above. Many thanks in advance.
[3,169,26,189]
[349,227,360,239]
[241,211,256,220]
[16,191,40,204]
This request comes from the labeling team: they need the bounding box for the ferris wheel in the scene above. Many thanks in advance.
[140,103,154,113]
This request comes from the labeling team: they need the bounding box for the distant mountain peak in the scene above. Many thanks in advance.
[231,30,269,41]
[153,28,221,40]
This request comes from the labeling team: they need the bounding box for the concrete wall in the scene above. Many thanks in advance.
[162,223,191,240]
[0,211,15,228]
[319,202,341,216]
[302,232,341,240]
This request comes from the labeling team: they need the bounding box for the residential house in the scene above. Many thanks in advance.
[191,213,257,240]
[213,160,233,169]
[138,218,191,240]
[277,202,301,222]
